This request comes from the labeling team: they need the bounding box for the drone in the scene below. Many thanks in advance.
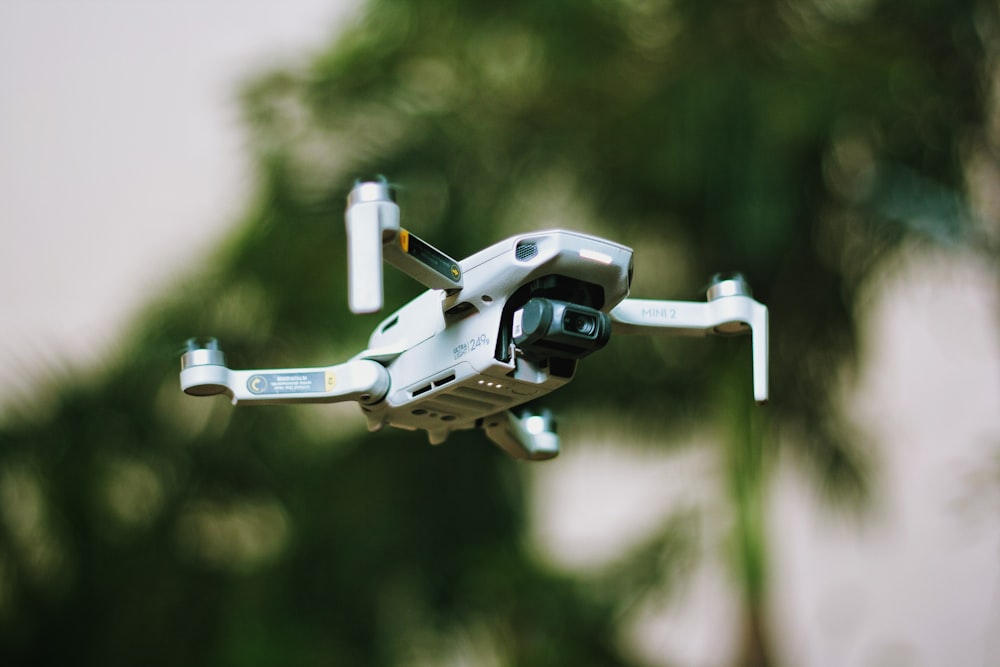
[180,180,769,460]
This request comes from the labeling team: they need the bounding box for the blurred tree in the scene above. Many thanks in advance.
[1,0,994,665]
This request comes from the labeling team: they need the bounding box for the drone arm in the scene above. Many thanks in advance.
[345,181,463,314]
[483,410,560,461]
[609,299,715,337]
[383,229,463,294]
[180,343,389,406]
[609,290,769,404]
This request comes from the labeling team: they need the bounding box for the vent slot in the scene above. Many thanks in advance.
[445,302,477,318]
[515,241,538,262]
[381,316,399,333]
[433,373,456,387]
[411,384,432,397]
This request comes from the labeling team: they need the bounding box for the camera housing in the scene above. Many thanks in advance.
[513,297,612,360]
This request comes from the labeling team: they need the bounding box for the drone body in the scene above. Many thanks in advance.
[181,181,769,460]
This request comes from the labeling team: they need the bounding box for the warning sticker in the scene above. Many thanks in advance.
[247,371,334,395]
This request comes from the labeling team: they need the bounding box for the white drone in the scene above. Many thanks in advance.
[180,180,769,460]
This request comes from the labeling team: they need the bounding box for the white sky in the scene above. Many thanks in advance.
[0,0,359,403]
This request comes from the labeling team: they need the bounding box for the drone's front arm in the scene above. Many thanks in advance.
[180,340,390,406]
[610,276,769,404]
[346,180,463,314]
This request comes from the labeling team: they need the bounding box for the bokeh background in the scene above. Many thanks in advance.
[2,1,998,665]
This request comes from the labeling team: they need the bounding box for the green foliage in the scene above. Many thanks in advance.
[1,0,993,664]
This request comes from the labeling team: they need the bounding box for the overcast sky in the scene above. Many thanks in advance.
[0,1,357,404]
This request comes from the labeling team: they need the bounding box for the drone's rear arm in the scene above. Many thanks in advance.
[482,409,560,461]
[180,340,390,406]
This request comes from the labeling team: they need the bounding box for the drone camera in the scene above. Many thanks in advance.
[513,298,611,360]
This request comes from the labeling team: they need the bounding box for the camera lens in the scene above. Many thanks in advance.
[564,311,597,337]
